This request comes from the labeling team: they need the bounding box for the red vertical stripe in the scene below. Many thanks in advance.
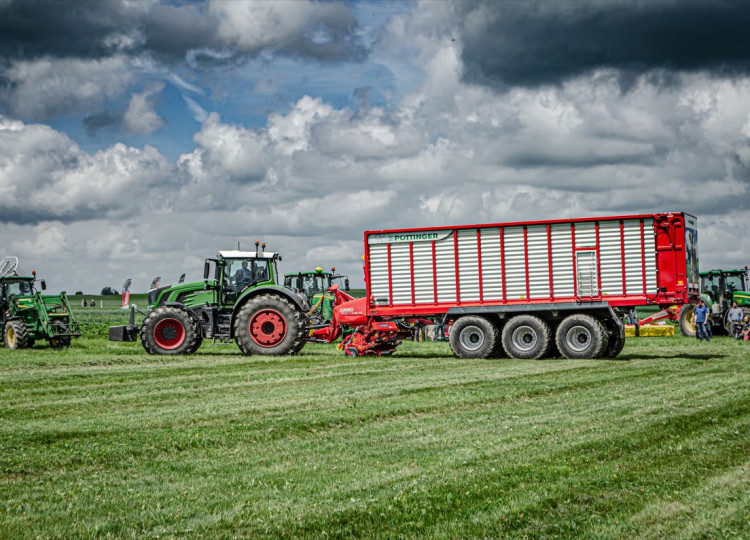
[500,227,507,302]
[454,230,461,303]
[432,241,438,304]
[640,219,647,295]
[387,242,393,305]
[620,220,627,295]
[476,229,484,302]
[523,226,530,299]
[571,223,578,298]
[595,221,602,298]
[547,224,554,300]
[409,241,415,306]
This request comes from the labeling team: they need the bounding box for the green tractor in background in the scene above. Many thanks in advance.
[679,267,750,336]
[283,267,350,324]
[0,257,81,349]
[109,244,309,355]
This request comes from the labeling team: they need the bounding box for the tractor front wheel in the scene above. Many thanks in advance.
[140,306,202,355]
[234,294,306,356]
[678,304,697,337]
[4,320,30,350]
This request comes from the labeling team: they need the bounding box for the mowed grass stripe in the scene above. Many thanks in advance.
[1,334,749,538]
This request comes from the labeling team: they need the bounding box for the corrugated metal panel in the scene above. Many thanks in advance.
[599,220,623,296]
[480,227,503,300]
[503,226,526,299]
[623,219,644,295]
[457,229,480,302]
[389,243,412,304]
[412,241,435,303]
[575,222,596,248]
[369,244,390,302]
[550,223,574,298]
[527,225,550,299]
[643,218,657,294]
[435,233,456,303]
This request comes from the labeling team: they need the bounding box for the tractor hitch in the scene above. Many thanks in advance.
[108,306,139,342]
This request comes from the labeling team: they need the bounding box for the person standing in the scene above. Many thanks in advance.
[694,300,710,342]
[727,302,744,339]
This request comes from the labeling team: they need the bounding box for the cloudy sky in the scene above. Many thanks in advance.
[1,0,749,293]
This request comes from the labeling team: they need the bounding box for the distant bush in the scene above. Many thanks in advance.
[100,287,119,295]
[75,291,83,295]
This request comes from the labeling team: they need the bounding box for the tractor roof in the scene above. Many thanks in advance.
[217,250,278,259]
[700,268,748,276]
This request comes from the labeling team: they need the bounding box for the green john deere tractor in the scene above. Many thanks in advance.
[109,246,309,355]
[0,257,81,349]
[283,267,350,324]
[679,267,750,336]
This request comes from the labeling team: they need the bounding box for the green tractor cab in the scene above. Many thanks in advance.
[109,244,309,356]
[0,257,81,349]
[283,267,350,323]
[679,266,750,336]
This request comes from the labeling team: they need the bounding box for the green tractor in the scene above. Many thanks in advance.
[679,266,750,336]
[109,245,309,355]
[283,267,350,324]
[0,257,81,349]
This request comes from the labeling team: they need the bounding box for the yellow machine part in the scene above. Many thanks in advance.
[624,324,675,337]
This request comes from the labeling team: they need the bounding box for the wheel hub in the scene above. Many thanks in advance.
[512,325,538,352]
[153,318,186,350]
[565,325,592,353]
[249,309,287,347]
[458,325,484,351]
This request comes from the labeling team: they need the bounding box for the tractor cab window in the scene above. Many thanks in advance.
[225,259,269,291]
[331,275,349,290]
[6,280,31,296]
[725,274,743,295]
[702,275,720,302]
[302,275,326,299]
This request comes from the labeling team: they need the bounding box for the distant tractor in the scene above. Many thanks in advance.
[0,257,81,349]
[109,244,309,356]
[679,267,750,336]
[284,267,350,323]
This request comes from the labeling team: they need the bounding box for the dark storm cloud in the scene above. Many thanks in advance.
[459,0,750,88]
[0,0,365,65]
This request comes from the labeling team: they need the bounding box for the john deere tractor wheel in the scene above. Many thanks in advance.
[234,294,306,356]
[49,324,71,349]
[140,306,201,355]
[678,304,697,337]
[4,320,30,350]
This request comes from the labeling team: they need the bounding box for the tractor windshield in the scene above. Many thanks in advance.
[225,258,269,291]
[301,274,327,299]
[4,280,33,296]
[725,274,744,295]
[331,275,348,290]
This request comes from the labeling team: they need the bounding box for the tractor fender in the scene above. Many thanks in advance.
[162,302,203,328]
[230,287,307,334]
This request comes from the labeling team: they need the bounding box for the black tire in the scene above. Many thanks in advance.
[555,314,609,359]
[140,306,201,355]
[234,294,306,356]
[678,304,696,337]
[449,316,500,359]
[603,330,626,359]
[501,315,552,360]
[4,320,29,350]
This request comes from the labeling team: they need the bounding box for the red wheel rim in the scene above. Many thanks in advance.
[248,309,287,347]
[153,318,186,350]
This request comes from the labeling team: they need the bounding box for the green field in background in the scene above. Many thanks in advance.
[1,301,749,538]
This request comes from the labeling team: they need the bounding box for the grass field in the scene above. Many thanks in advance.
[1,298,749,538]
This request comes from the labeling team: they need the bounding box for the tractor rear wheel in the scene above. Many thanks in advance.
[555,314,608,359]
[449,316,500,359]
[140,306,201,355]
[678,304,696,337]
[4,320,30,350]
[501,315,552,360]
[234,294,306,356]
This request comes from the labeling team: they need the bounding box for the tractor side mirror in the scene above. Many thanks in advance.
[283,276,292,288]
[204,261,210,280]
[215,264,221,281]
[344,278,350,290]
[41,280,46,291]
